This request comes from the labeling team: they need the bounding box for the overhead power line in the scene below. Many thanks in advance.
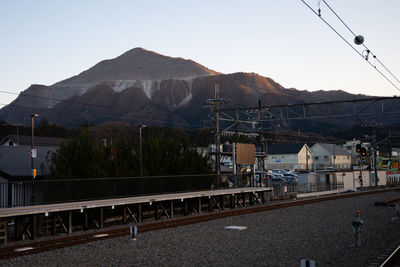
[0,90,206,129]
[0,90,173,117]
[300,0,400,92]
[321,0,400,85]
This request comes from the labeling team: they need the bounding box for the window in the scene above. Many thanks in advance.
[8,141,13,146]
[315,156,319,160]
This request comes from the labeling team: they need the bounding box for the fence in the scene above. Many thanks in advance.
[0,174,346,208]
[0,174,217,208]
[269,182,344,199]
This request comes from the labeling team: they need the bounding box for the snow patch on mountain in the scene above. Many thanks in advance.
[178,79,194,107]
[110,80,137,93]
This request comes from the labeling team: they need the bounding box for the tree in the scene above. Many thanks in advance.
[46,132,212,179]
[47,131,107,179]
[142,134,212,176]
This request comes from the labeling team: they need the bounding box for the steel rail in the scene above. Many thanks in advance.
[379,244,400,266]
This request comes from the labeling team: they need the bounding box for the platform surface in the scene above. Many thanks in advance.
[0,187,272,218]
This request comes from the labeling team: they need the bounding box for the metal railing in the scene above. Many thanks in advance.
[0,174,217,208]
[268,182,344,199]
[0,173,346,208]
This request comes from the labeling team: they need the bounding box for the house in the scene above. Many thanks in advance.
[265,144,312,171]
[0,135,65,147]
[311,143,351,170]
[0,135,66,180]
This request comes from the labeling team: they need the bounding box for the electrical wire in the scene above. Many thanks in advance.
[300,0,400,92]
[321,0,400,85]
[0,92,206,129]
[0,90,174,117]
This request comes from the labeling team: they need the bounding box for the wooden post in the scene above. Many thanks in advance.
[155,203,159,220]
[68,211,73,234]
[198,198,202,213]
[0,220,7,244]
[184,200,188,215]
[138,204,142,223]
[230,195,235,209]
[170,200,174,218]
[15,217,20,240]
[221,196,225,210]
[123,207,127,224]
[99,208,104,229]
[84,211,89,231]
[52,214,57,235]
[32,215,37,240]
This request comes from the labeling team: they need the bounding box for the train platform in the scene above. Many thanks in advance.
[0,187,272,242]
[1,189,399,266]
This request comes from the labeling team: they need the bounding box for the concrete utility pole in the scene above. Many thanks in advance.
[207,83,231,189]
[215,84,221,188]
[258,99,266,187]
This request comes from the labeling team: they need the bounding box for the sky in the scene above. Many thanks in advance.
[1,0,400,106]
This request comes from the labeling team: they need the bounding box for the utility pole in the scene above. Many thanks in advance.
[207,83,231,189]
[372,127,379,187]
[361,121,383,187]
[258,100,266,187]
[215,85,221,187]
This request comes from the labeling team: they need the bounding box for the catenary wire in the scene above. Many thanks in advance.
[321,0,400,85]
[299,0,400,92]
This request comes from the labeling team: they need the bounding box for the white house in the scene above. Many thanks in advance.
[265,144,312,171]
[311,143,351,170]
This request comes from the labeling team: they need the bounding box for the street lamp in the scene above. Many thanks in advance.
[31,114,39,205]
[31,114,39,179]
[139,125,146,177]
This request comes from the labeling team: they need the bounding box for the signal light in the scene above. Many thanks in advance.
[361,147,367,157]
[356,144,361,153]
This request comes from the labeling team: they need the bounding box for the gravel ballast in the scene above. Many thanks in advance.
[1,191,400,266]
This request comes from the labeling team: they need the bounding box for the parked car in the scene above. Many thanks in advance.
[284,176,298,185]
[269,176,287,185]
[272,169,290,175]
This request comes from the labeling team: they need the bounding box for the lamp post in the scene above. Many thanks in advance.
[139,125,146,177]
[31,114,39,178]
[31,114,38,205]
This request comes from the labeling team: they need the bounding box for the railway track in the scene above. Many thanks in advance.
[380,244,400,267]
[369,244,400,267]
[0,188,399,260]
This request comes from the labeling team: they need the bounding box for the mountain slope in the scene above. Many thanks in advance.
[55,47,219,86]
[0,48,376,129]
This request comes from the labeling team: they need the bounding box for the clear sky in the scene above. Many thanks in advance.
[1,0,399,106]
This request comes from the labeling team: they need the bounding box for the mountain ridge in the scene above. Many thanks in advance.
[0,48,376,129]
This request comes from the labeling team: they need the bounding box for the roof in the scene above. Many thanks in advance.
[0,135,66,147]
[314,143,350,155]
[267,144,306,155]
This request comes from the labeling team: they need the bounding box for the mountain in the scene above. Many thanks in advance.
[0,47,377,130]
